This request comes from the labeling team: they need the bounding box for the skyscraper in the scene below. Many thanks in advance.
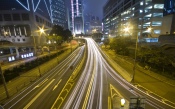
[51,0,67,28]
[71,0,84,35]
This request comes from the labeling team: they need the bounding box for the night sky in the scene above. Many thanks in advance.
[65,0,108,20]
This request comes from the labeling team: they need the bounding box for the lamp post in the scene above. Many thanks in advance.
[132,35,138,82]
[0,63,10,98]
[124,27,152,82]
[70,39,72,53]
[32,35,41,77]
[32,27,45,77]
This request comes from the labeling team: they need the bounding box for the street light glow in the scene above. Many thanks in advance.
[121,98,125,107]
[40,28,44,33]
[147,27,152,32]
[124,27,130,32]
[36,25,49,36]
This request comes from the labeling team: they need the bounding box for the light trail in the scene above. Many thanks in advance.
[64,38,174,109]
[63,38,105,109]
[3,47,84,109]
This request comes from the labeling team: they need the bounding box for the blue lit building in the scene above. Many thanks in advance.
[163,0,175,34]
[51,0,67,28]
[71,0,84,35]
[0,0,53,44]
[164,0,175,15]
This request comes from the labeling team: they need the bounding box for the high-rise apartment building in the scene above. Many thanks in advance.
[71,0,84,35]
[103,0,174,42]
[51,0,67,28]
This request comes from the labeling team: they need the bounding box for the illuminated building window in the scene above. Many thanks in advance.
[145,6,152,9]
[154,30,161,34]
[154,4,164,9]
[140,10,143,13]
[153,13,163,17]
[145,9,148,13]
[152,21,162,26]
[140,2,143,5]
[145,14,152,17]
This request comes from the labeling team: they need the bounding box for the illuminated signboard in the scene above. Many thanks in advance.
[164,0,175,16]
[8,56,15,62]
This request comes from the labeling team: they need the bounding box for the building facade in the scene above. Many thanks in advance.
[84,14,102,35]
[51,0,67,28]
[71,0,84,35]
[0,0,53,45]
[163,0,175,34]
[103,0,174,42]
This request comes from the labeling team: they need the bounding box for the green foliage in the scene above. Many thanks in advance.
[108,36,175,77]
[109,37,133,56]
[50,25,64,36]
[48,25,72,43]
[2,50,66,84]
[138,46,174,74]
[103,38,109,47]
[63,29,72,41]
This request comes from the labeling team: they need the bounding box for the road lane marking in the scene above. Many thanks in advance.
[82,70,96,109]
[108,97,111,109]
[58,69,65,75]
[33,79,48,90]
[53,79,62,91]
[23,79,55,109]
[51,77,75,109]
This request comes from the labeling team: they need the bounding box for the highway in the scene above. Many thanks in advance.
[2,46,85,109]
[61,38,175,109]
[1,38,175,109]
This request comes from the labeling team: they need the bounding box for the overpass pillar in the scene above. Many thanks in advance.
[15,47,20,59]
[28,47,32,52]
[9,47,14,54]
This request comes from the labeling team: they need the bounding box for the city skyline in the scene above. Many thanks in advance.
[66,0,107,20]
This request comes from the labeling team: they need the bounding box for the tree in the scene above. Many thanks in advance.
[50,25,64,36]
[62,29,72,41]
[109,37,133,56]
[137,46,152,64]
[103,38,109,48]
[147,47,171,73]
[49,25,72,42]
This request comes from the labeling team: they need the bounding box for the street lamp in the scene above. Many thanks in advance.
[70,40,72,53]
[32,27,46,77]
[121,98,125,107]
[32,35,41,77]
[124,26,152,82]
